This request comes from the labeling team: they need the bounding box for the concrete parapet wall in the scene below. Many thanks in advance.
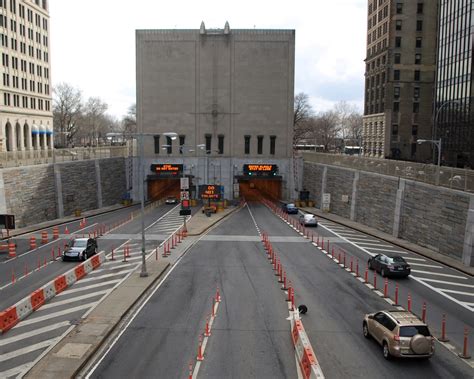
[303,161,474,266]
[0,158,126,228]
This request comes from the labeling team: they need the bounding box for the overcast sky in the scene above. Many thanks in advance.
[50,0,367,120]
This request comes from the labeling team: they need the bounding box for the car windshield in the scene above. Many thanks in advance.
[388,257,406,263]
[287,204,295,208]
[70,239,87,248]
[399,325,431,337]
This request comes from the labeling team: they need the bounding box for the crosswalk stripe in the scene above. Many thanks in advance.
[41,290,109,310]
[0,362,34,378]
[353,242,394,247]
[411,269,467,279]
[0,339,53,362]
[365,248,408,254]
[79,268,135,283]
[13,303,98,329]
[55,279,122,296]
[0,321,70,347]
[403,257,426,262]
[408,262,443,269]
[419,278,474,288]
[440,288,474,296]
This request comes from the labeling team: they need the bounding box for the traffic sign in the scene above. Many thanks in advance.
[180,177,189,190]
[180,191,189,200]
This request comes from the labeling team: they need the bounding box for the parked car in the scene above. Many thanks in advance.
[282,203,298,214]
[62,238,98,261]
[363,310,434,359]
[299,214,318,226]
[368,254,411,278]
[165,196,179,205]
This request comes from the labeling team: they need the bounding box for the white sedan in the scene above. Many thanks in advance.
[299,214,318,226]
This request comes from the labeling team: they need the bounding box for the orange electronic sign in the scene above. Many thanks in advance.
[243,164,278,176]
[150,164,183,176]
[199,185,223,200]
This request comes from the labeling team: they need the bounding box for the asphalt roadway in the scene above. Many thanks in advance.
[87,203,473,378]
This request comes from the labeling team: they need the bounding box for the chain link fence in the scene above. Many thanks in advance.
[302,152,474,193]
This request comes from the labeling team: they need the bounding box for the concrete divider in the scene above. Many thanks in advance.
[0,251,106,333]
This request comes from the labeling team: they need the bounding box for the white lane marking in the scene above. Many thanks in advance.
[440,289,474,296]
[41,290,109,310]
[364,247,408,254]
[56,279,122,296]
[409,276,473,313]
[317,223,377,257]
[352,242,394,247]
[0,339,53,362]
[0,362,35,378]
[79,268,135,283]
[407,262,443,269]
[340,237,382,243]
[410,269,468,279]
[417,278,474,288]
[0,321,70,347]
[13,303,98,328]
[403,257,426,262]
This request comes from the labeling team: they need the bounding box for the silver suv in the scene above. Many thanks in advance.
[363,310,434,359]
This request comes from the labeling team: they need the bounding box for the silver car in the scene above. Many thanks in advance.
[299,214,318,226]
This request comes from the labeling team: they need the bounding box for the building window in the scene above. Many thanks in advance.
[413,102,420,113]
[414,87,420,99]
[412,125,418,136]
[394,87,400,99]
[395,37,402,48]
[244,135,251,155]
[416,20,423,31]
[205,134,211,154]
[392,124,399,136]
[270,136,276,155]
[218,135,224,155]
[179,135,185,154]
[394,53,401,64]
[393,102,400,112]
[416,37,422,48]
[395,20,402,31]
[415,54,421,64]
[396,3,403,14]
[417,3,423,14]
[154,136,160,154]
[414,70,420,81]
[166,136,172,154]
[257,135,264,155]
[394,70,400,81]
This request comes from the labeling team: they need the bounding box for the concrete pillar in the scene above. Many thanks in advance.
[95,160,103,208]
[10,124,17,152]
[26,126,32,151]
[17,124,24,151]
[54,164,64,218]
[462,196,474,267]
[393,178,406,238]
[0,171,6,214]
[350,171,359,221]
[320,165,327,209]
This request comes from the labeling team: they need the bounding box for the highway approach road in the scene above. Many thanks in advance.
[82,203,473,378]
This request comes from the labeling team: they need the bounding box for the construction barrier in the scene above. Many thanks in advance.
[0,251,106,333]
[29,236,37,250]
[41,231,48,244]
[53,226,59,240]
[8,242,16,258]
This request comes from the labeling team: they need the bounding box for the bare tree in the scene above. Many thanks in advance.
[293,92,314,146]
[52,83,83,147]
[346,112,363,145]
[122,104,137,135]
[312,110,340,151]
[80,97,109,146]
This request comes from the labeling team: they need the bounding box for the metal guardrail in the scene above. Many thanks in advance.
[0,146,130,168]
[302,152,474,193]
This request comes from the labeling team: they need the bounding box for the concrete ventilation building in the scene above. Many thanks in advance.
[135,22,295,201]
[0,0,53,155]
[434,0,474,168]
[362,0,438,161]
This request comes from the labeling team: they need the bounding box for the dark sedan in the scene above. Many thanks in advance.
[368,254,411,278]
[282,203,298,214]
[62,237,98,261]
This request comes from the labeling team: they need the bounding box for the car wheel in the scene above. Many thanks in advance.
[81,252,86,261]
[368,260,373,270]
[381,268,387,277]
[383,342,391,360]
[363,322,371,339]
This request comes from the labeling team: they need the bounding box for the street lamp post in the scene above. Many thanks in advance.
[417,138,442,185]
[432,99,460,163]
[136,131,177,278]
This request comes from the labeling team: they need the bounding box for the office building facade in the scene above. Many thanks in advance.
[362,0,438,161]
[434,0,473,168]
[0,0,53,154]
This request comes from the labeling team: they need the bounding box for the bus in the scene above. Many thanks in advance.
[343,146,362,155]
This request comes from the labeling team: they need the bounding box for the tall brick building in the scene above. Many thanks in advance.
[362,0,438,161]
[135,23,296,201]
[0,0,53,154]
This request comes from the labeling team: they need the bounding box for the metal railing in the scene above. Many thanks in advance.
[302,152,474,193]
[0,145,130,168]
